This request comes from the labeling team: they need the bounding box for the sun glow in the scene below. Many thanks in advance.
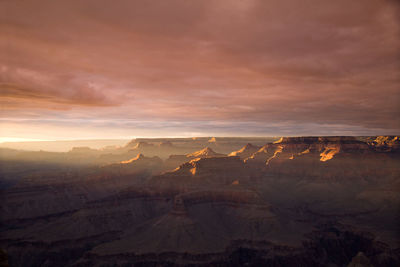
[0,137,51,143]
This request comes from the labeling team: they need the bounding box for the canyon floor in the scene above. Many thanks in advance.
[0,136,399,266]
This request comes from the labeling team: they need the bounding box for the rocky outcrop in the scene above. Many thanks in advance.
[208,137,217,143]
[229,143,261,159]
[124,140,210,160]
[272,136,371,154]
[186,147,225,158]
[153,156,255,187]
[132,141,155,150]
[1,136,400,267]
[274,136,361,144]
[243,136,394,181]
[102,153,163,176]
[163,147,226,171]
[264,137,392,180]
[367,136,400,152]
[244,144,277,165]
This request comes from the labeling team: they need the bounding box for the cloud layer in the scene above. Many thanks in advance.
[1,0,399,139]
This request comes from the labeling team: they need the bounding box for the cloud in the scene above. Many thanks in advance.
[0,65,120,109]
[0,83,115,107]
[0,0,399,137]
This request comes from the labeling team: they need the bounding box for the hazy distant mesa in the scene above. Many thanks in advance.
[1,135,398,169]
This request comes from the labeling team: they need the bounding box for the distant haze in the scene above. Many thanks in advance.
[0,139,129,152]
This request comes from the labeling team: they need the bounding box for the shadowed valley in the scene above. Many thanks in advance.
[0,136,399,266]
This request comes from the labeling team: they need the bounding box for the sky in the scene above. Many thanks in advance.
[1,0,400,141]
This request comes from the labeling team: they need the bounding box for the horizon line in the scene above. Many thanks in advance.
[1,135,398,144]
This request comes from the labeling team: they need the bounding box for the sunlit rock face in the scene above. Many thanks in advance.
[272,136,371,155]
[263,137,394,180]
[245,144,277,166]
[242,137,399,182]
[132,141,155,150]
[163,147,226,171]
[208,137,217,143]
[186,147,225,158]
[153,156,254,187]
[367,136,400,152]
[102,153,163,176]
[119,140,199,160]
[229,143,261,159]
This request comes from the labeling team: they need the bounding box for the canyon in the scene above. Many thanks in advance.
[0,136,399,266]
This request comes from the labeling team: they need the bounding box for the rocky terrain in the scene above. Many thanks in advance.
[163,147,226,172]
[0,136,399,266]
[229,143,261,159]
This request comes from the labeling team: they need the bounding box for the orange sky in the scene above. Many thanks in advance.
[1,0,399,140]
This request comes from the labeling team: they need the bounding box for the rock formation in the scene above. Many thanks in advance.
[1,136,399,266]
[367,136,400,152]
[229,143,261,159]
[103,153,163,176]
[163,147,226,171]
[186,147,225,158]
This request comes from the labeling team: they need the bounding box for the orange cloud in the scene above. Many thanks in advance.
[0,0,399,137]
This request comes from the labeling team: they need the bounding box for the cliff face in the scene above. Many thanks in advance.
[242,137,398,181]
[1,136,399,267]
[163,147,226,171]
[102,153,163,176]
[119,140,198,160]
[271,136,371,154]
[90,189,278,256]
[229,143,261,159]
[187,147,225,158]
[275,136,361,144]
[153,156,254,187]
[367,136,400,152]
[162,137,376,188]
[245,144,277,165]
